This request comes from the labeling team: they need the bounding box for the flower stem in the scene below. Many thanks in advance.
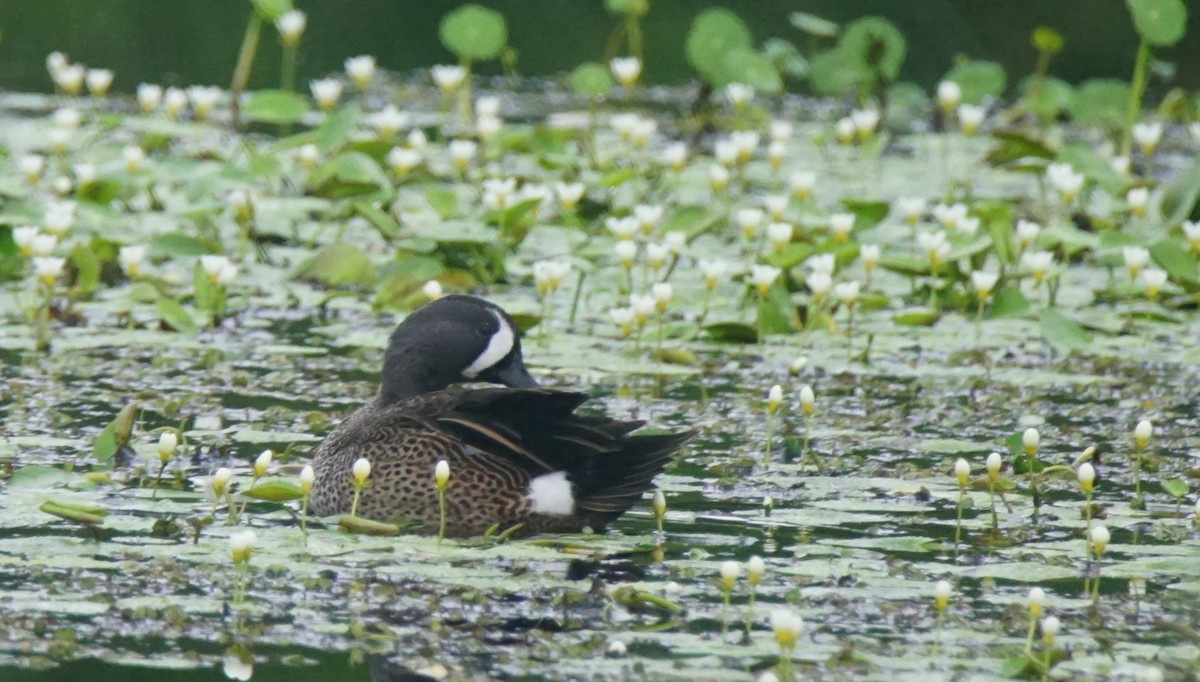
[763,411,774,468]
[228,11,263,129]
[350,482,363,518]
[1120,40,1151,158]
[437,485,447,548]
[955,484,965,546]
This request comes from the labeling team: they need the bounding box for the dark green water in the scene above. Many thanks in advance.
[1,1,1197,94]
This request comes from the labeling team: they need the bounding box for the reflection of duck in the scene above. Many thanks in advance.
[309,295,693,536]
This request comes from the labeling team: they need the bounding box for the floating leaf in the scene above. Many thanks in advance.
[719,47,782,93]
[1039,308,1091,352]
[1068,79,1130,131]
[569,62,613,97]
[353,201,400,240]
[92,403,137,464]
[242,89,309,125]
[244,479,306,502]
[339,515,401,536]
[157,297,198,334]
[1163,478,1190,499]
[988,288,1031,319]
[294,242,376,288]
[1149,238,1198,285]
[439,4,508,62]
[1159,158,1200,227]
[40,500,105,525]
[150,232,218,257]
[307,151,390,199]
[893,309,940,326]
[1127,0,1188,47]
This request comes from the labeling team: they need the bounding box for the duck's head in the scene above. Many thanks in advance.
[379,295,537,403]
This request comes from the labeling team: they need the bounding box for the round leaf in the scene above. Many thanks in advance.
[719,47,782,93]
[1068,79,1130,130]
[839,16,907,81]
[944,59,1007,103]
[242,90,310,125]
[685,8,753,83]
[439,4,508,62]
[1127,0,1187,47]
[569,62,613,97]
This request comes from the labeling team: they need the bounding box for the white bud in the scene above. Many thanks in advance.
[157,432,178,462]
[1023,428,1040,454]
[719,560,740,589]
[747,556,766,584]
[986,452,1001,477]
[352,457,372,485]
[229,530,256,564]
[253,450,273,477]
[300,465,315,493]
[435,459,450,488]
[423,279,444,300]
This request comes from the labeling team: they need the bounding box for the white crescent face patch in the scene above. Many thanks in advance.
[461,310,514,378]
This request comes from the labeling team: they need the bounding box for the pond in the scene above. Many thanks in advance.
[2,3,1200,681]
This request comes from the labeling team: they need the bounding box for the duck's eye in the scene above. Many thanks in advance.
[476,322,493,336]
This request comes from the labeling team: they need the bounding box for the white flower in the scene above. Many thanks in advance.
[119,245,147,275]
[1090,524,1110,554]
[651,282,673,311]
[605,216,639,240]
[789,356,807,375]
[136,84,163,113]
[631,118,657,148]
[163,87,188,118]
[1123,246,1150,277]
[1132,121,1163,155]
[1023,428,1040,455]
[735,207,764,239]
[767,140,786,168]
[861,244,881,271]
[276,9,307,45]
[200,255,233,282]
[408,128,428,149]
[73,163,96,184]
[763,194,788,220]
[533,260,571,293]
[53,63,85,94]
[345,55,376,90]
[971,270,999,298]
[475,95,502,118]
[368,105,408,139]
[310,78,343,111]
[609,57,642,87]
[1142,268,1167,297]
[32,257,66,284]
[897,197,926,225]
[850,108,880,138]
[954,459,970,486]
[807,253,835,276]
[1041,616,1061,645]
[789,171,816,200]
[747,555,766,584]
[713,139,736,167]
[386,147,422,175]
[829,213,855,241]
[1126,187,1149,217]
[709,164,729,192]
[187,86,221,120]
[629,293,656,323]
[614,240,638,267]
[1110,156,1131,176]
[43,201,76,236]
[934,580,952,610]
[154,432,176,462]
[835,281,861,306]
[767,385,783,413]
[958,104,986,135]
[352,457,372,485]
[771,609,802,649]
[229,530,256,564]
[216,263,238,286]
[610,112,640,139]
[19,154,45,182]
[606,640,627,657]
[931,202,968,230]
[481,177,518,210]
[936,80,961,111]
[53,107,83,128]
[423,279,443,300]
[253,450,272,477]
[1021,250,1055,283]
[917,231,950,265]
[719,559,741,589]
[724,83,754,107]
[1027,587,1045,616]
[767,222,793,251]
[634,204,664,233]
[750,264,781,294]
[663,231,686,255]
[223,654,253,681]
[1015,219,1041,250]
[663,142,688,170]
[769,120,793,142]
[448,140,477,171]
[300,465,315,493]
[123,145,146,173]
[835,116,856,144]
[554,182,585,211]
[1046,163,1084,202]
[806,271,832,297]
[86,69,115,97]
[435,459,451,488]
[986,452,1002,477]
[1181,221,1200,253]
[431,64,467,93]
[645,243,669,269]
[799,385,814,415]
[30,234,58,257]
[212,467,233,495]
[48,128,72,153]
[1077,462,1095,491]
[46,52,68,77]
[609,306,634,332]
[699,260,726,288]
[297,143,320,170]
[958,216,980,236]
[13,227,40,256]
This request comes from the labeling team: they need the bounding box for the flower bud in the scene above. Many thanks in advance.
[767,385,783,414]
[1041,615,1060,646]
[1022,428,1040,456]
[157,432,178,464]
[253,450,272,478]
[352,457,371,486]
[986,452,1001,479]
[300,465,315,493]
[1077,462,1095,494]
[1090,524,1110,556]
[799,385,815,417]
[954,459,970,487]
[1134,420,1152,449]
[934,579,951,612]
[719,560,740,591]
[435,459,450,489]
[747,556,766,585]
[230,530,256,564]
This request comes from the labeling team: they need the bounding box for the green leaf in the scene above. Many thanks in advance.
[307,151,390,199]
[988,287,1031,318]
[1031,26,1064,54]
[244,479,306,502]
[242,90,309,124]
[157,297,198,334]
[685,8,753,84]
[192,261,226,315]
[339,515,401,535]
[807,47,864,95]
[894,309,940,326]
[40,500,105,525]
[1160,158,1200,227]
[1127,0,1188,47]
[68,243,100,294]
[789,12,838,38]
[250,0,293,21]
[1018,76,1073,121]
[439,4,508,62]
[569,62,613,97]
[1163,478,1190,498]
[840,199,890,229]
[973,201,1016,265]
[944,60,1007,103]
[294,242,376,288]
[150,232,219,257]
[425,187,461,219]
[604,0,648,17]
[1068,79,1130,131]
[1149,238,1199,284]
[719,47,782,93]
[703,321,759,343]
[839,16,907,82]
[762,38,808,79]
[1040,308,1091,352]
[93,403,137,464]
[353,201,400,240]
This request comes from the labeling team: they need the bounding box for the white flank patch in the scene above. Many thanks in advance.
[526,471,575,516]
[462,310,514,378]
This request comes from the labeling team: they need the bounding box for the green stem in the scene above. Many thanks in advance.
[152,461,166,499]
[744,585,757,637]
[350,483,363,518]
[300,494,309,544]
[625,15,643,61]
[989,479,998,530]
[764,412,774,468]
[228,11,264,130]
[437,485,447,548]
[955,484,964,546]
[1121,40,1151,157]
[721,588,731,636]
[1024,614,1037,657]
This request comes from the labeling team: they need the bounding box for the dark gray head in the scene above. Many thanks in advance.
[379,295,537,403]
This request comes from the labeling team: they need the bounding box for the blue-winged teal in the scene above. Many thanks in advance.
[309,295,693,536]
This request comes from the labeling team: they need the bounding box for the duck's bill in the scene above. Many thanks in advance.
[493,361,538,388]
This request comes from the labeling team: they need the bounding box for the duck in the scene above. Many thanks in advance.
[308,294,694,537]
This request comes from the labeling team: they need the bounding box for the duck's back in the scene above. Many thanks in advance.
[309,388,692,537]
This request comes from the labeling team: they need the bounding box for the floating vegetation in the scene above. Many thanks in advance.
[1,0,1199,680]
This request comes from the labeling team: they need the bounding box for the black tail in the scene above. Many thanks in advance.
[572,428,697,523]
